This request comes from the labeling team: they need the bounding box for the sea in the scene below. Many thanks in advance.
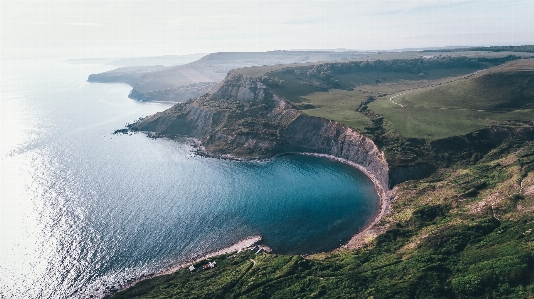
[0,58,379,298]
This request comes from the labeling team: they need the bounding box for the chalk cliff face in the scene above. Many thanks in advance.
[130,72,390,191]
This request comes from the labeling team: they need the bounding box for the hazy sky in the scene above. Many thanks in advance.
[2,0,533,59]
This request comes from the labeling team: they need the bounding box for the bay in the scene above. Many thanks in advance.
[0,59,379,298]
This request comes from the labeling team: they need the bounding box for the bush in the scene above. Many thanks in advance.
[452,275,483,295]
[411,204,449,228]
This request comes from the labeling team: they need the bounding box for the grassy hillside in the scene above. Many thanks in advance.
[368,59,534,140]
[299,88,375,131]
[394,72,534,111]
[262,56,518,102]
[248,55,534,140]
[109,141,534,299]
[256,56,524,135]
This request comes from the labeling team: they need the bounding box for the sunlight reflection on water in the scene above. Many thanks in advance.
[1,60,379,298]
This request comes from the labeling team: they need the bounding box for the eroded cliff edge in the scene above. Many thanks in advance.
[129,72,390,192]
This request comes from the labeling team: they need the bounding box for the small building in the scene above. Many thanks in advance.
[189,265,195,272]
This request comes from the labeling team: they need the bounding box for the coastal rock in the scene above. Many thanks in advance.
[279,115,389,190]
[129,72,390,191]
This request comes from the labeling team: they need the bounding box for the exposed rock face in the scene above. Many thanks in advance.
[129,71,534,191]
[279,116,389,190]
[130,73,390,191]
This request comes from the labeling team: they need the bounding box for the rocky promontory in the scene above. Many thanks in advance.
[127,55,534,192]
[129,72,390,192]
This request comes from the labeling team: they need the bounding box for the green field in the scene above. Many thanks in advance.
[275,57,534,140]
[395,68,534,111]
[367,59,534,140]
[300,89,374,132]
[369,102,534,140]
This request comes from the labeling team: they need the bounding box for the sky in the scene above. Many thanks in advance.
[1,0,533,59]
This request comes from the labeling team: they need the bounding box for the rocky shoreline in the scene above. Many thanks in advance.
[297,153,390,249]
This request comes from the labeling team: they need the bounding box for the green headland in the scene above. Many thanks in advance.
[106,47,534,298]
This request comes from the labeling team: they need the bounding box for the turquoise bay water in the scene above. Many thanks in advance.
[0,59,379,298]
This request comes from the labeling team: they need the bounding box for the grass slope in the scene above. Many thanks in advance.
[300,89,374,132]
[257,55,527,139]
[368,59,534,140]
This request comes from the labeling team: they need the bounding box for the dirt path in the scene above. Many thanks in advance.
[389,93,405,107]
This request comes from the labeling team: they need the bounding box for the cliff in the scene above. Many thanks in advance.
[128,63,534,191]
[129,73,390,191]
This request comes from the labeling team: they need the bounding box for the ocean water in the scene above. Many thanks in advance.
[0,59,379,298]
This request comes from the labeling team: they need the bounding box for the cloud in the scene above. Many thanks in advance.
[63,22,104,27]
[2,0,532,58]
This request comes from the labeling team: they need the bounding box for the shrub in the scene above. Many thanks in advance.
[452,275,483,295]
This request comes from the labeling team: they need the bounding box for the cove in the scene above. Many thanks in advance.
[1,60,379,298]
